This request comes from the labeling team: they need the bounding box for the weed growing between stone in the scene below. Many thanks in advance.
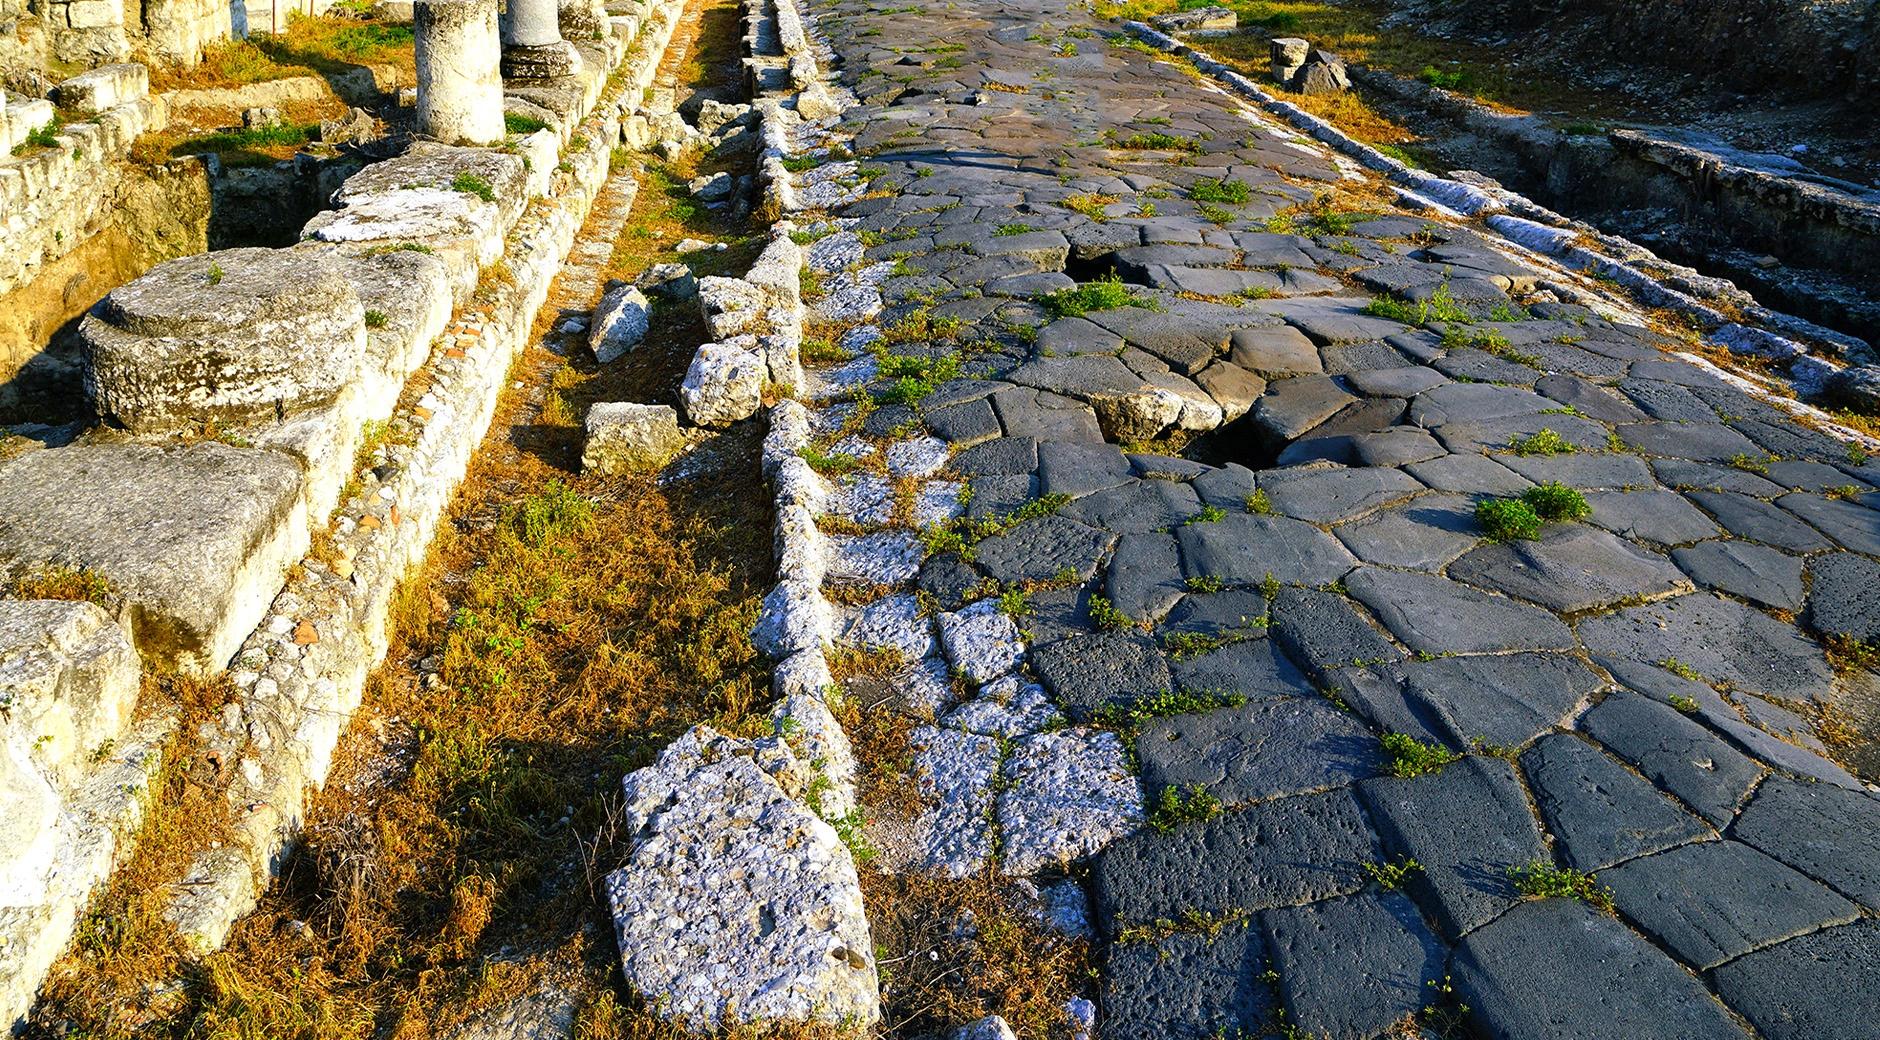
[1379,732,1460,778]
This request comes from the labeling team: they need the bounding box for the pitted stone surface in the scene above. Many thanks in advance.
[1712,920,1880,1040]
[996,728,1142,875]
[1732,777,1880,908]
[755,5,1880,1033]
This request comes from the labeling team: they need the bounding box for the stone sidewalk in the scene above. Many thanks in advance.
[777,0,1880,1036]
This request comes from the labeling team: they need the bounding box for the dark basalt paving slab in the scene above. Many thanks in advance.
[1684,490,1834,553]
[1602,840,1860,971]
[1579,690,1763,827]
[1259,892,1446,1040]
[1358,757,1547,938]
[1585,489,1721,545]
[1331,494,1480,572]
[1519,734,1710,870]
[1400,652,1602,751]
[1092,788,1379,927]
[1059,478,1200,532]
[1101,923,1273,1040]
[1137,696,1382,807]
[1175,512,1358,587]
[1030,630,1172,721]
[1448,525,1691,613]
[1452,899,1752,1040]
[1345,567,1575,656]
[1578,593,1834,703]
[1105,531,1186,625]
[1804,551,1880,644]
[1776,492,1880,555]
[1403,452,1533,496]
[1711,920,1880,1040]
[1731,777,1880,909]
[1258,465,1424,524]
[1672,539,1806,610]
[1168,637,1312,702]
[971,513,1114,586]
[1269,586,1402,676]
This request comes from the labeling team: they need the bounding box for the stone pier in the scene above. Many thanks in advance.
[414,0,506,145]
[500,0,582,81]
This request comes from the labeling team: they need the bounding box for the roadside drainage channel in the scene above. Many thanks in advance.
[1123,22,1880,450]
[152,0,687,963]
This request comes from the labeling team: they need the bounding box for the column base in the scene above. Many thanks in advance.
[502,39,584,82]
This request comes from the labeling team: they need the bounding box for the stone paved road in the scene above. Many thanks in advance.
[776,0,1880,1036]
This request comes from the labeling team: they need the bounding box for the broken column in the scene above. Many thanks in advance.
[499,0,583,81]
[415,0,505,145]
[1271,37,1309,85]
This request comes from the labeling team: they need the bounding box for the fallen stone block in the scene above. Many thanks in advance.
[604,726,878,1031]
[82,248,366,436]
[1271,36,1310,83]
[581,401,686,474]
[698,275,768,339]
[1292,50,1350,96]
[1149,6,1234,32]
[588,283,651,363]
[680,342,764,426]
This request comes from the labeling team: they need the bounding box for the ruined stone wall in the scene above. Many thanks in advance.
[1387,0,1879,105]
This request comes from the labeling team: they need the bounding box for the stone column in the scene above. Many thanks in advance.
[500,0,582,81]
[415,0,506,145]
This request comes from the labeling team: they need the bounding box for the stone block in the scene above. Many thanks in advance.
[0,600,138,790]
[53,62,147,114]
[582,402,686,474]
[588,283,650,363]
[679,343,764,426]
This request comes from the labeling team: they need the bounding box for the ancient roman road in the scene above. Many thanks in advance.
[768,0,1880,1036]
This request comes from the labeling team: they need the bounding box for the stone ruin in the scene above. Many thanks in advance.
[0,0,688,1024]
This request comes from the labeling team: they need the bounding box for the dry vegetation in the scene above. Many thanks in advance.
[148,13,416,93]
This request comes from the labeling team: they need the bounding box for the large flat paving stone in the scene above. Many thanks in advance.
[1585,489,1721,545]
[1175,513,1357,587]
[1059,478,1199,532]
[1731,776,1880,909]
[1168,637,1313,701]
[971,514,1115,585]
[1449,526,1691,614]
[1712,920,1880,1040]
[1331,494,1479,571]
[1100,923,1272,1040]
[1404,452,1532,496]
[1684,490,1833,553]
[1577,593,1834,704]
[1269,586,1401,676]
[1578,690,1763,827]
[1803,551,1880,645]
[1258,466,1423,524]
[1258,892,1446,1040]
[1030,630,1172,721]
[1105,532,1187,625]
[1345,567,1574,656]
[1777,492,1880,555]
[1519,734,1710,870]
[1358,757,1547,938]
[1091,788,1379,928]
[1138,696,1381,807]
[1671,540,1805,611]
[1452,899,1751,1040]
[1602,840,1860,971]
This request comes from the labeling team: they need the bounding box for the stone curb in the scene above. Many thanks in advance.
[1122,22,1880,447]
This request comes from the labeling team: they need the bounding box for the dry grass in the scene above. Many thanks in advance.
[148,13,415,93]
[129,96,354,167]
[10,564,113,605]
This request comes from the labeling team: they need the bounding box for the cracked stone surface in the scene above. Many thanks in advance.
[761,1,1880,1034]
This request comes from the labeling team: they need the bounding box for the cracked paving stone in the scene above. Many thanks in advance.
[1168,637,1314,702]
[1030,630,1173,721]
[1447,525,1692,614]
[1712,920,1880,1040]
[836,592,935,661]
[1258,892,1447,1040]
[827,530,925,585]
[886,435,951,477]
[1036,439,1134,498]
[1177,513,1358,588]
[1100,923,1272,1040]
[996,727,1142,875]
[1577,593,1834,704]
[1059,478,1200,533]
[1452,899,1751,1040]
[1578,690,1763,827]
[1400,652,1601,750]
[1602,840,1860,971]
[908,725,999,877]
[1683,490,1834,553]
[1258,466,1424,524]
[1138,695,1382,807]
[1344,566,1574,656]
[1803,551,1880,645]
[1731,776,1880,909]
[972,514,1115,586]
[1585,489,1721,545]
[1106,531,1187,625]
[1092,788,1380,928]
[1270,586,1401,676]
[1519,733,1710,870]
[1331,493,1479,572]
[943,675,1062,738]
[1670,539,1805,611]
[1358,757,1548,938]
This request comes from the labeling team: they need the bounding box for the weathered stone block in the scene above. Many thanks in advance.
[581,401,685,474]
[0,600,138,790]
[82,247,366,435]
[680,343,764,426]
[53,62,147,114]
[588,283,650,363]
